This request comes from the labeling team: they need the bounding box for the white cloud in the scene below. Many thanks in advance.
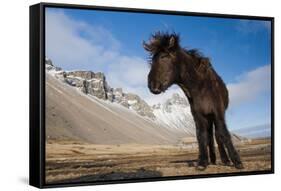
[227,64,271,107]
[106,56,149,87]
[46,10,120,71]
[46,10,151,98]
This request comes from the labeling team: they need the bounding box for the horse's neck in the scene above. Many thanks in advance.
[177,50,202,99]
[178,83,192,99]
[178,50,198,80]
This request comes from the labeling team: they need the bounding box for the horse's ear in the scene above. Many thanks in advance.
[168,36,176,49]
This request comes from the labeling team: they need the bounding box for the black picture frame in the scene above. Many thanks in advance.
[29,2,275,188]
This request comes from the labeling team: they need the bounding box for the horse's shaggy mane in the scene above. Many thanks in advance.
[146,31,210,60]
[144,31,212,73]
[143,31,180,53]
[185,49,204,59]
[184,49,212,76]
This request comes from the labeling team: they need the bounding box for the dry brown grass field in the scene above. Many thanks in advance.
[46,138,271,184]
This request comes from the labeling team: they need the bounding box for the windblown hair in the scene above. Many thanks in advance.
[144,32,212,74]
[185,49,204,59]
[185,49,212,76]
[143,31,180,54]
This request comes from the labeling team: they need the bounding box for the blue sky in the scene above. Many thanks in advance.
[45,7,271,131]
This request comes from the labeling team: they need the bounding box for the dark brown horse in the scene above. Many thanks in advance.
[143,32,243,170]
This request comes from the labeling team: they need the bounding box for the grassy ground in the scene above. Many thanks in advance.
[45,138,271,184]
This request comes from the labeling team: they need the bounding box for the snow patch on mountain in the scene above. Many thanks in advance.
[152,93,196,135]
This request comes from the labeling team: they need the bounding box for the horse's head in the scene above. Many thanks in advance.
[143,32,180,94]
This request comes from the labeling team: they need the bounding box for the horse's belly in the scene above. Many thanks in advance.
[193,97,215,115]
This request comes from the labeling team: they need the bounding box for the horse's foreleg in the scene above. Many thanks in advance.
[194,114,209,170]
[208,122,216,165]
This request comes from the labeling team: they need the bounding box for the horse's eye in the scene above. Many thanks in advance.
[160,54,168,59]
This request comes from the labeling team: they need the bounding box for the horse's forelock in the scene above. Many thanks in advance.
[146,32,180,53]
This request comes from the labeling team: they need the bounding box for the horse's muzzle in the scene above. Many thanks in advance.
[148,79,170,94]
[150,87,162,94]
[148,80,163,94]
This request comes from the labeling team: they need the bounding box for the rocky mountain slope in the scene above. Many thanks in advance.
[46,59,155,119]
[46,59,246,144]
[46,59,194,144]
[46,59,197,135]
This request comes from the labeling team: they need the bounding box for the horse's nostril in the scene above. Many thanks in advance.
[151,88,161,94]
[155,88,161,93]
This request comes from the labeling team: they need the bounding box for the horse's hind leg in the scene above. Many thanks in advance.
[215,130,231,166]
[208,121,216,165]
[214,115,243,169]
[213,112,230,165]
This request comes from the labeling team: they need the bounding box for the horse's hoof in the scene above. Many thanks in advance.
[210,161,216,165]
[196,165,207,171]
[222,161,231,166]
[234,163,244,169]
